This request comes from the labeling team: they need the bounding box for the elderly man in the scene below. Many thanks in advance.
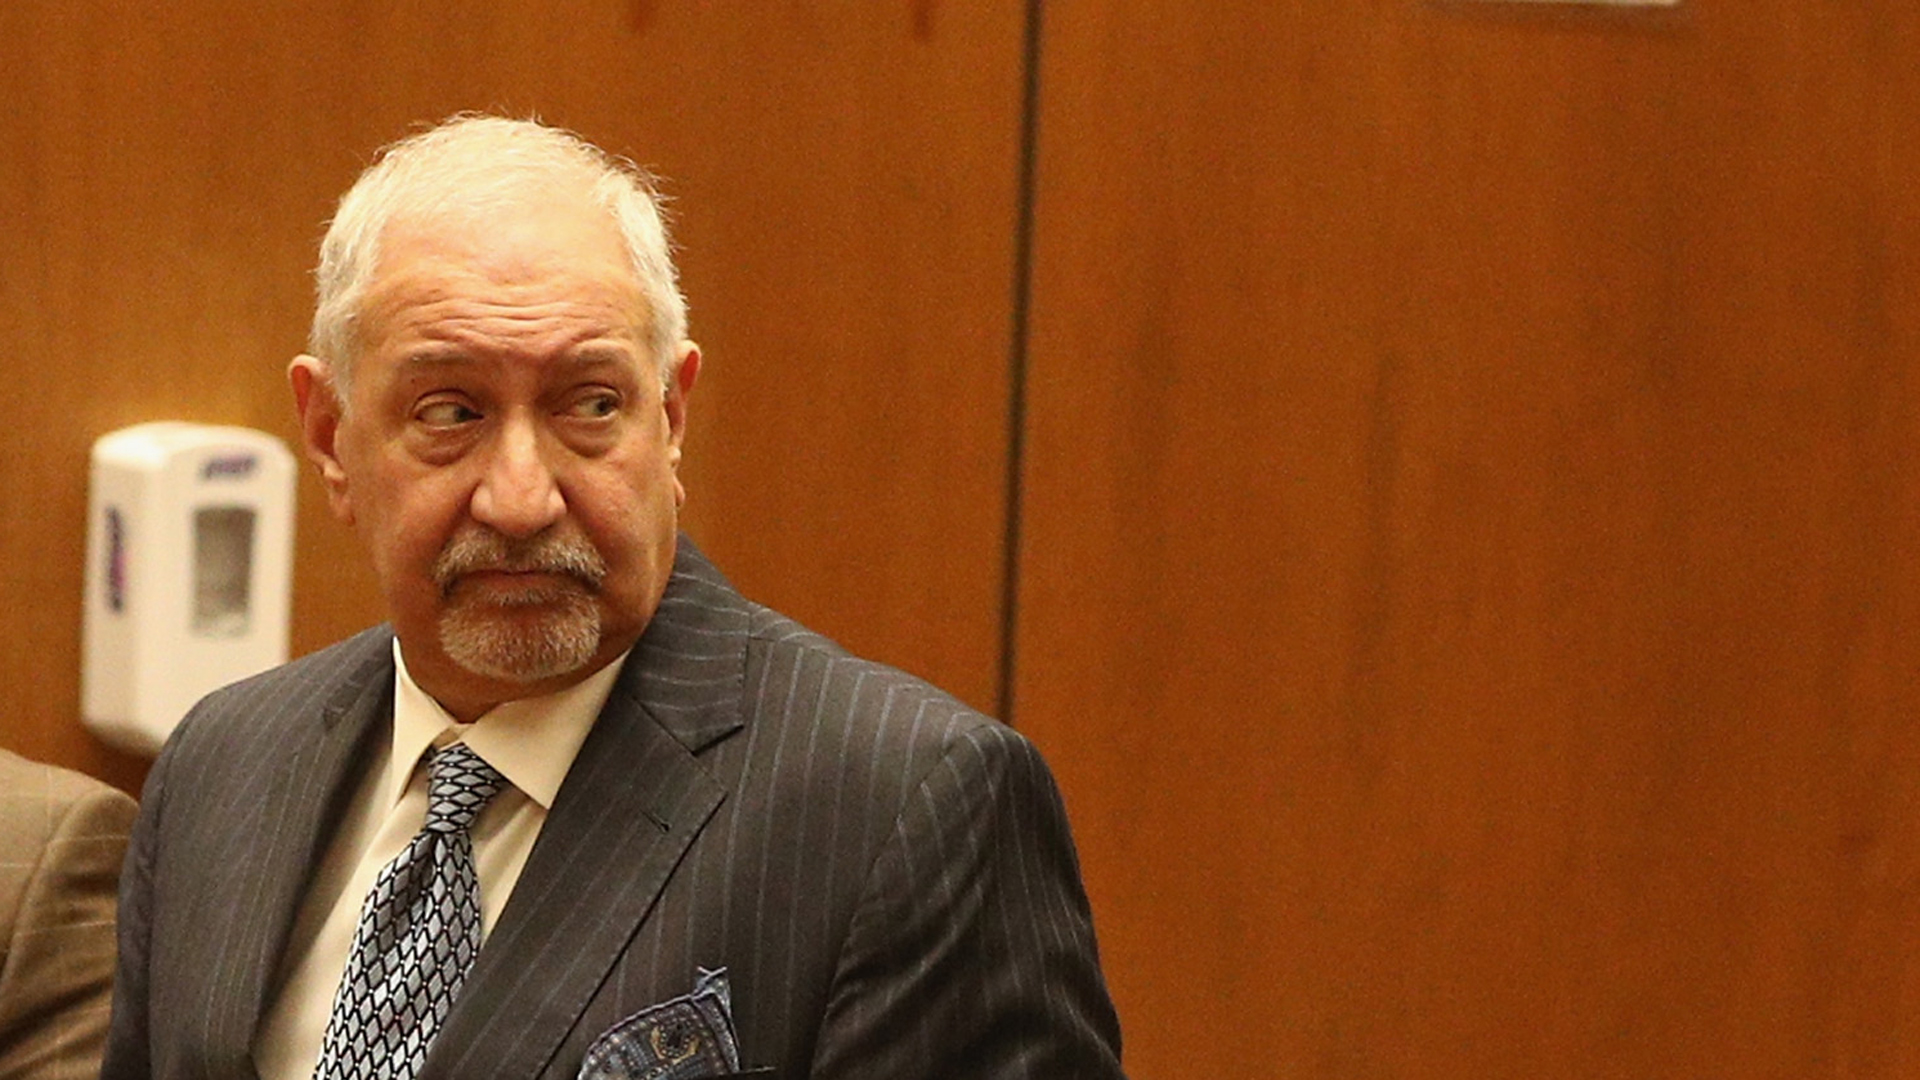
[103,116,1122,1080]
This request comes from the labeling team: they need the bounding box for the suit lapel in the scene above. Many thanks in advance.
[224,630,394,1059]
[424,540,753,1080]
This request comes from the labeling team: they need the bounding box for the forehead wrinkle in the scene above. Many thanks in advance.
[367,280,649,356]
[386,329,649,392]
[369,270,643,320]
[395,343,642,373]
[355,207,661,376]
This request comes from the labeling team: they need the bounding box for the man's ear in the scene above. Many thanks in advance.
[289,355,355,525]
[665,342,701,505]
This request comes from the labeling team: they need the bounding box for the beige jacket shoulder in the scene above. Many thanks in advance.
[0,749,136,1080]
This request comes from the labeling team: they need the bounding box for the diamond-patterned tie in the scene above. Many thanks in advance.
[312,743,506,1080]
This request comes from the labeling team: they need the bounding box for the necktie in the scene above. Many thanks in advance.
[313,743,505,1080]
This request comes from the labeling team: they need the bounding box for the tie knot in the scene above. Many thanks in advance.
[423,743,505,835]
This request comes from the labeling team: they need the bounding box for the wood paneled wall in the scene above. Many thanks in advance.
[6,1,1917,1076]
[1015,1,1920,1077]
[0,2,1022,791]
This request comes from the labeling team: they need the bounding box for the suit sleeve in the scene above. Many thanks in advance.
[809,723,1125,1079]
[100,740,173,1080]
[0,775,137,1080]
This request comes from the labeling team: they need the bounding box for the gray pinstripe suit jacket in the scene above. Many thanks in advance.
[102,541,1124,1079]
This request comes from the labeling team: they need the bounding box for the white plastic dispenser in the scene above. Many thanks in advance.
[82,423,296,756]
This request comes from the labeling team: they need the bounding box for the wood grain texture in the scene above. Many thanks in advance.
[1014,1,1920,1076]
[0,2,1021,790]
[14,0,1918,1074]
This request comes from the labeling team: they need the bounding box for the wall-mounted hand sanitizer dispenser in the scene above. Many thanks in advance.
[82,423,296,756]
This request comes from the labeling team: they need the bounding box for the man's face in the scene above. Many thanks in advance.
[292,194,699,720]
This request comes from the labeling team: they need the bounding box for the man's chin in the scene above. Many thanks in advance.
[438,601,602,685]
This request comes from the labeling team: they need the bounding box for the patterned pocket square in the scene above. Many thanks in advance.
[578,968,755,1080]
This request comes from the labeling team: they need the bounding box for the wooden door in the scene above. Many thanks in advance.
[1015,2,1920,1075]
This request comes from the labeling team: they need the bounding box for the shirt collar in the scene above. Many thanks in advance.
[385,638,628,813]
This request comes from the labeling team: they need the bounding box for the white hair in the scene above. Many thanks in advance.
[309,114,687,399]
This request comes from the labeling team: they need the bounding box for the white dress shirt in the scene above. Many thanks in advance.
[252,640,624,1080]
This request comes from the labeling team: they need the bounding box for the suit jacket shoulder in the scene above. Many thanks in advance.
[739,603,1124,1076]
[156,625,395,774]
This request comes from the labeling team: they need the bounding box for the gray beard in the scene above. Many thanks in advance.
[437,584,602,683]
[430,524,609,682]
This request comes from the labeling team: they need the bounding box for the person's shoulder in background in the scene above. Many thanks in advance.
[0,747,138,1080]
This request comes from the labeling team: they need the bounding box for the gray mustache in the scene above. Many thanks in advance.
[432,528,608,594]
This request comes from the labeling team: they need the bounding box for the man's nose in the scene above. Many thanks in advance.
[470,416,565,537]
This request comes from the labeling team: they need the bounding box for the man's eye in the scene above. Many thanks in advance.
[566,391,621,419]
[415,400,480,427]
